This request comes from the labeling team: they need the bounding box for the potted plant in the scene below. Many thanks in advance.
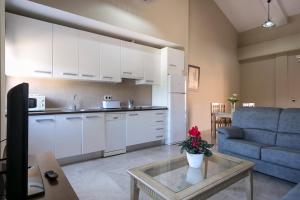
[179,126,214,168]
[228,93,239,113]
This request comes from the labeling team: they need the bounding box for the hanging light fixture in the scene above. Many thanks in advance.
[262,0,276,28]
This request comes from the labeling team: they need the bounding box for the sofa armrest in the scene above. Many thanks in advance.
[217,126,245,139]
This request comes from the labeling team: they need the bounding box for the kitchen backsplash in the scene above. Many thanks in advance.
[6,77,152,109]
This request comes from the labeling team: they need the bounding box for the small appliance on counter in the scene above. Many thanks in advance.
[102,95,121,109]
[128,99,134,109]
[28,94,46,111]
[102,100,121,109]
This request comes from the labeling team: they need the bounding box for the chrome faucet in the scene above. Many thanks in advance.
[72,94,77,110]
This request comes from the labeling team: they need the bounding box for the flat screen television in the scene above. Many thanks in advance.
[6,83,29,199]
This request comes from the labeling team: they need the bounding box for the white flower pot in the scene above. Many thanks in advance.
[186,152,204,168]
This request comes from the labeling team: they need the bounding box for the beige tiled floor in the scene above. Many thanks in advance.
[62,145,295,200]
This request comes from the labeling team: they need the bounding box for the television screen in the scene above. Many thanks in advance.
[6,83,29,199]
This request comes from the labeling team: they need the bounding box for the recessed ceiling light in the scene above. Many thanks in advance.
[262,0,276,29]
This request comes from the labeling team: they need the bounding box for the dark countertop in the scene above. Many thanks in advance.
[29,106,168,116]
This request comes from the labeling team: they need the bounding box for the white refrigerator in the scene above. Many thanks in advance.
[166,74,187,145]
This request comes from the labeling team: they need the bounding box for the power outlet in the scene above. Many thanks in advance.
[104,95,112,100]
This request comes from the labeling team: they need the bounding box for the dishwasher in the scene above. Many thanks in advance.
[104,113,126,157]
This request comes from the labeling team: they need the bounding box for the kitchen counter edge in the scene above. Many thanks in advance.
[29,107,168,116]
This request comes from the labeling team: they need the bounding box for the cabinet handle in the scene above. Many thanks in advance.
[123,72,132,75]
[86,115,101,119]
[81,74,95,77]
[156,120,164,123]
[156,128,164,130]
[113,117,119,119]
[35,119,55,122]
[34,70,52,74]
[156,135,164,138]
[65,117,82,120]
[103,76,113,79]
[169,64,177,67]
[146,80,154,83]
[63,72,78,76]
[129,113,138,116]
[156,113,164,115]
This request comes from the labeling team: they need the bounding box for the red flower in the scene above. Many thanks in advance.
[188,126,201,138]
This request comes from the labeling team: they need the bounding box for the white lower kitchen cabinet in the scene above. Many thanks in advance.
[29,115,55,155]
[105,113,126,155]
[82,113,105,154]
[55,114,82,159]
[126,110,166,146]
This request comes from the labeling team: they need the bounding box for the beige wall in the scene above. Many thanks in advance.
[6,77,152,108]
[240,51,300,108]
[30,0,189,48]
[188,0,240,131]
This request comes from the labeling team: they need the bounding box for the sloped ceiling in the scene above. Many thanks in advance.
[214,0,300,32]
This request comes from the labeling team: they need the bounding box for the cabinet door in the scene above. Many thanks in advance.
[5,13,53,78]
[53,24,79,79]
[121,41,144,79]
[105,114,126,152]
[78,31,100,80]
[82,113,105,154]
[29,115,55,155]
[126,111,155,146]
[288,53,300,107]
[55,114,82,158]
[136,50,161,85]
[99,36,121,83]
[167,48,184,75]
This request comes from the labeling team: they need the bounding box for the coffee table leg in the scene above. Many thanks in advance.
[246,170,253,200]
[130,176,140,200]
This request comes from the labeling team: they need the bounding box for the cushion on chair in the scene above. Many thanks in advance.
[217,126,244,139]
[261,147,300,170]
[281,183,300,200]
[232,107,282,132]
[243,129,277,145]
[222,139,266,159]
[276,133,300,150]
[278,108,300,134]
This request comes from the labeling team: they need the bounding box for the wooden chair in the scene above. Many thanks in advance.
[211,103,231,139]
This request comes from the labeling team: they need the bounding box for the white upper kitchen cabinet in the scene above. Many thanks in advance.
[136,47,161,85]
[5,13,53,78]
[121,41,144,79]
[55,114,82,159]
[53,24,79,79]
[82,113,105,154]
[99,36,122,83]
[28,115,56,155]
[161,47,184,75]
[78,31,100,81]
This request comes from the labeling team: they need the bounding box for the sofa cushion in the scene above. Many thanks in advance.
[243,129,277,145]
[232,107,282,132]
[281,183,300,200]
[217,126,244,139]
[276,133,300,150]
[278,108,300,134]
[223,139,266,159]
[261,147,300,170]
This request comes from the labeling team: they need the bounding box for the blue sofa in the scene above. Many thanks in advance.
[218,107,300,183]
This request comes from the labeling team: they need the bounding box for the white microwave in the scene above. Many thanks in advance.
[28,94,46,111]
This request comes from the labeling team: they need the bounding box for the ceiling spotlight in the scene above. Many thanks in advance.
[262,0,276,28]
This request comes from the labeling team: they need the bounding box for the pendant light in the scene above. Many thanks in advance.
[262,0,276,28]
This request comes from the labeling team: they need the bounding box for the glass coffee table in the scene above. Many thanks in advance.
[128,152,254,200]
